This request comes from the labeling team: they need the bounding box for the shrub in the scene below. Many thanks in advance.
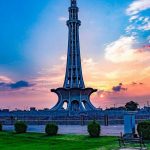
[14,121,27,134]
[88,120,101,137]
[0,123,2,131]
[45,123,58,136]
[137,121,150,140]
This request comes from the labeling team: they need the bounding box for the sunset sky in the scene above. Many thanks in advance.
[0,0,150,110]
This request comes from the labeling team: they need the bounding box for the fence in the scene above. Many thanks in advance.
[0,114,150,125]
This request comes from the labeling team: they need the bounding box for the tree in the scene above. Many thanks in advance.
[125,101,139,111]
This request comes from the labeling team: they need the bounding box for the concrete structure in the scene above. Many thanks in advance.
[51,0,97,116]
[124,111,136,134]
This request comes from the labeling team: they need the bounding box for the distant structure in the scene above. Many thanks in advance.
[51,0,97,116]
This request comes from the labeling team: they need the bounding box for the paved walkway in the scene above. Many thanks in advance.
[3,125,124,136]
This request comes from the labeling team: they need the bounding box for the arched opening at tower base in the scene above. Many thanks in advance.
[71,100,79,112]
[62,101,68,110]
[82,100,92,110]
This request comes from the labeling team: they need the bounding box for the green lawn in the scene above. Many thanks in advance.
[0,132,149,150]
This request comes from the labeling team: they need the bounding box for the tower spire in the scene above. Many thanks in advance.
[71,0,77,6]
[63,0,85,88]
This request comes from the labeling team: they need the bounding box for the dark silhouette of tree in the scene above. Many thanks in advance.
[125,101,139,111]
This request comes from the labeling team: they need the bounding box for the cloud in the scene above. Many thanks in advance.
[131,82,144,85]
[105,36,136,63]
[128,16,150,32]
[9,81,33,89]
[112,83,127,92]
[58,16,67,22]
[0,80,34,90]
[139,82,144,85]
[105,36,150,63]
[132,82,137,85]
[125,25,136,33]
[138,21,150,31]
[107,0,150,69]
[126,0,150,16]
[83,58,97,67]
[0,76,13,83]
[125,0,150,35]
[129,15,139,22]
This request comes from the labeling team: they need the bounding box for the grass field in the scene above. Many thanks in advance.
[0,132,149,150]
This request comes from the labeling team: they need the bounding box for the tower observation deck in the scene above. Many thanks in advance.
[51,0,97,116]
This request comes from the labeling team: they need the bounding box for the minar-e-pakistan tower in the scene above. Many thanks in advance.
[51,0,97,116]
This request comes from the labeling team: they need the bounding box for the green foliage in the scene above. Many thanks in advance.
[137,121,150,140]
[125,101,139,111]
[88,120,101,137]
[0,132,125,150]
[0,123,2,131]
[14,121,27,134]
[45,123,58,136]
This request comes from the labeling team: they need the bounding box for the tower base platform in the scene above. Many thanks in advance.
[50,88,97,117]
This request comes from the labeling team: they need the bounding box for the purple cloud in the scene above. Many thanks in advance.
[0,80,34,90]
[112,83,127,92]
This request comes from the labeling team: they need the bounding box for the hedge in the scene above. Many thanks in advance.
[137,121,150,140]
[45,123,58,136]
[14,121,27,134]
[88,120,101,137]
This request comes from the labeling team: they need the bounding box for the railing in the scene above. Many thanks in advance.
[0,113,149,125]
[0,118,150,125]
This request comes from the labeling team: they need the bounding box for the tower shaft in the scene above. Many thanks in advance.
[63,0,85,88]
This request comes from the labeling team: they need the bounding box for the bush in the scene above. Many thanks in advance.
[14,121,27,134]
[88,120,101,137]
[0,123,2,131]
[137,121,150,140]
[45,123,58,136]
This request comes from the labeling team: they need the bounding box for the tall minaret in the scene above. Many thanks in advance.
[63,0,85,88]
[51,0,97,114]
